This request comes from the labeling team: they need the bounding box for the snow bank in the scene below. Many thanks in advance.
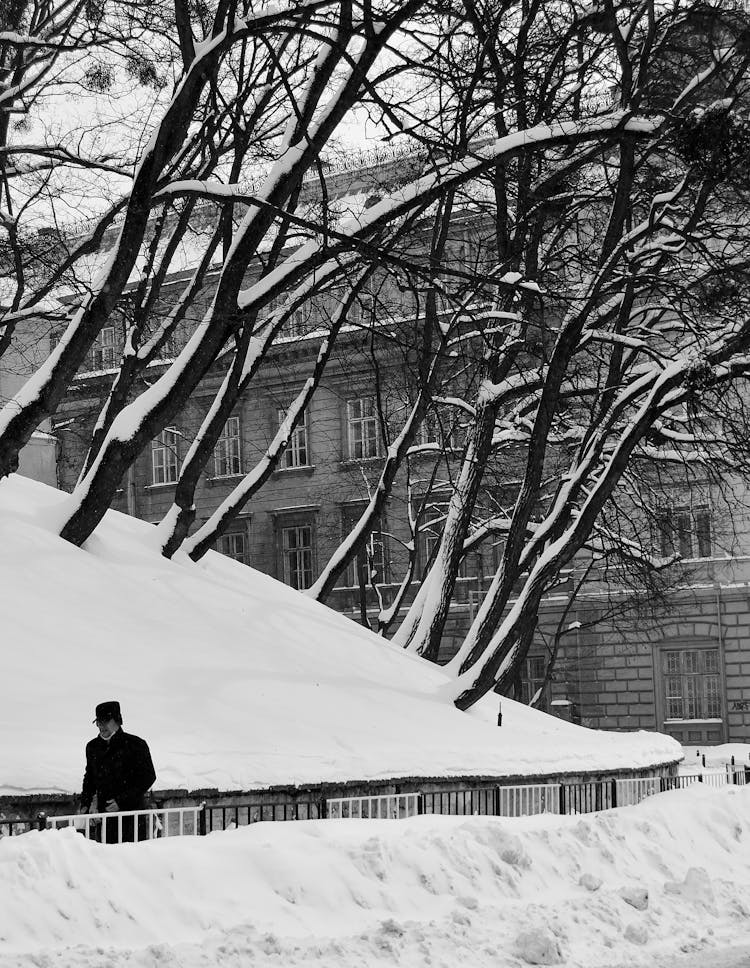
[1,786,749,967]
[0,475,680,796]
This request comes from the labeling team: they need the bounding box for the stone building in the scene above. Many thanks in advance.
[51,153,750,748]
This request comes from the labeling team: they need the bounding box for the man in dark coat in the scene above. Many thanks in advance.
[80,700,156,843]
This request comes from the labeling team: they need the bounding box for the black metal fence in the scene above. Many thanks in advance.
[203,799,324,832]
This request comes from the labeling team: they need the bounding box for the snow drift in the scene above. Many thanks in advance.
[1,786,749,967]
[0,475,680,795]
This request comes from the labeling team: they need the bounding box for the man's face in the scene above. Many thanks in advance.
[96,717,118,740]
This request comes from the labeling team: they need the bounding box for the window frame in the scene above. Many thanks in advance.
[151,427,180,485]
[217,531,248,564]
[213,415,242,478]
[278,408,310,469]
[280,522,315,589]
[416,495,481,580]
[658,505,712,560]
[346,397,380,460]
[662,647,722,722]
[337,504,388,588]
[91,326,116,370]
[653,640,727,745]
[520,655,549,708]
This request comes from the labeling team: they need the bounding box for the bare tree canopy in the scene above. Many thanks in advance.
[3,0,750,710]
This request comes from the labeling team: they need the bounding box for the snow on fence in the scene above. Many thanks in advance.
[2,767,747,842]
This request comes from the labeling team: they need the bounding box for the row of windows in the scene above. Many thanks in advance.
[151,403,713,567]
[150,398,393,485]
[209,503,715,598]
[83,326,183,372]
[216,520,403,591]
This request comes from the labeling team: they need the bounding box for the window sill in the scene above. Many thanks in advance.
[144,481,178,490]
[339,457,384,467]
[272,465,316,477]
[664,718,723,724]
[205,474,245,486]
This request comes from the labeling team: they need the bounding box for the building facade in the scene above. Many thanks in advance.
[52,297,750,749]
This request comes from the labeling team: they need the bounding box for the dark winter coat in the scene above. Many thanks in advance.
[80,727,156,813]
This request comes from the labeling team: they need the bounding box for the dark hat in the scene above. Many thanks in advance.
[94,701,122,724]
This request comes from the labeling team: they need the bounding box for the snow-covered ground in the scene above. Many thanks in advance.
[2,785,750,967]
[3,475,748,967]
[682,744,750,771]
[0,476,679,796]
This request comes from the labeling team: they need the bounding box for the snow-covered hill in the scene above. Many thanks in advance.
[0,475,680,796]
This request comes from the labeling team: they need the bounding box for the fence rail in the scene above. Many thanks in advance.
[327,793,420,819]
[44,805,204,843]
[2,766,747,843]
[325,767,748,822]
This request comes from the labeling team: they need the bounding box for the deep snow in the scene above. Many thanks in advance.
[2,474,746,968]
[2,786,750,967]
[0,475,679,796]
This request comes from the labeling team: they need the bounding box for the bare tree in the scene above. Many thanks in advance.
[3,0,750,716]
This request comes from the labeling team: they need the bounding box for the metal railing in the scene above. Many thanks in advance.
[203,799,323,831]
[42,805,204,843]
[327,793,420,819]
[326,768,749,822]
[2,766,747,842]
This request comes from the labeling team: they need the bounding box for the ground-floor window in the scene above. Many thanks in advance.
[659,645,724,744]
[218,532,248,564]
[663,648,721,720]
[281,524,314,589]
[520,655,548,709]
[339,505,388,588]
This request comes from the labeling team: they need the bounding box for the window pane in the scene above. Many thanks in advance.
[658,513,674,557]
[663,648,722,722]
[282,525,313,589]
[521,656,547,705]
[219,532,247,563]
[684,677,699,720]
[695,510,712,558]
[367,529,386,582]
[91,326,116,369]
[684,651,699,675]
[665,675,682,719]
[347,398,378,459]
[214,417,241,477]
[704,676,721,718]
[676,512,693,558]
[152,428,179,484]
[279,410,308,468]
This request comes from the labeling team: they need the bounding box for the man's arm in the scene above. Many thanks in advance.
[116,737,156,806]
[134,739,157,795]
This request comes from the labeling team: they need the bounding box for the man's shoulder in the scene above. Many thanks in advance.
[120,730,150,750]
[85,736,104,754]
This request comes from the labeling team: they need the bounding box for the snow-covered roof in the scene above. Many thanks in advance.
[0,474,680,796]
